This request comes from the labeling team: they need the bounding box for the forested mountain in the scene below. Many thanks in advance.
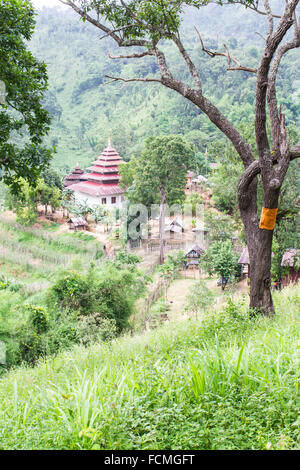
[30,2,300,170]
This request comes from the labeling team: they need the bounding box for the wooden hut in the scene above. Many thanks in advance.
[67,217,88,231]
[185,244,205,269]
[238,246,250,278]
[164,218,185,239]
[281,249,300,286]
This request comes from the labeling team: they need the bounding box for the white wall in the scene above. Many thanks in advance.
[73,190,124,209]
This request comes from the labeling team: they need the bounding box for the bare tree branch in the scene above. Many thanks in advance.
[267,10,300,150]
[104,75,162,85]
[152,46,254,168]
[238,141,300,198]
[59,0,122,44]
[255,0,298,179]
[172,35,202,91]
[195,27,257,73]
[99,25,137,41]
[256,31,267,42]
[212,1,282,19]
[262,0,274,37]
[108,50,155,60]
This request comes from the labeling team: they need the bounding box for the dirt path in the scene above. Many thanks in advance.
[165,276,249,322]
[166,277,198,321]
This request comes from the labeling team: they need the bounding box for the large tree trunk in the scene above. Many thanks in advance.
[239,179,280,315]
[247,228,274,315]
[159,189,166,264]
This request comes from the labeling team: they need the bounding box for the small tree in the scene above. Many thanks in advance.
[5,179,38,226]
[34,179,62,216]
[158,250,185,306]
[129,135,195,263]
[204,240,239,291]
[185,279,214,319]
[72,199,92,219]
[91,205,107,226]
[61,189,75,218]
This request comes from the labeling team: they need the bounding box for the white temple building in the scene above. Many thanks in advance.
[66,140,125,209]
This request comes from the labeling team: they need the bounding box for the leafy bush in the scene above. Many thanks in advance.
[113,250,141,268]
[18,310,79,366]
[0,276,10,290]
[50,263,146,332]
[25,304,49,334]
[158,250,186,280]
[0,276,24,293]
[50,270,94,313]
[76,315,117,345]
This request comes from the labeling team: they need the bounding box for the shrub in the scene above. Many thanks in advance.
[202,240,240,289]
[25,304,49,333]
[49,263,147,332]
[76,314,117,345]
[50,270,95,314]
[18,310,79,365]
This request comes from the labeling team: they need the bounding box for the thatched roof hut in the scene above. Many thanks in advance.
[68,217,88,231]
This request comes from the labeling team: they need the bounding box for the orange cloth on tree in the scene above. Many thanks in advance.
[259,207,278,230]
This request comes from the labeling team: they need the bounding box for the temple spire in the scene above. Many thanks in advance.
[108,136,112,148]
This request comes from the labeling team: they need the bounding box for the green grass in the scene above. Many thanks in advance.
[0,216,101,286]
[0,284,299,450]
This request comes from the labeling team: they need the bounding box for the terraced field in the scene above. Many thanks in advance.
[0,213,103,294]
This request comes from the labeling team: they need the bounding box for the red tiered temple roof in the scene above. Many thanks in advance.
[68,140,125,197]
[64,164,85,187]
[68,181,124,197]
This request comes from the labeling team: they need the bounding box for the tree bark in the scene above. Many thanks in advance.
[247,226,274,315]
[239,178,280,315]
[159,189,166,264]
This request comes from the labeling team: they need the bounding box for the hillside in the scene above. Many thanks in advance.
[30,3,300,171]
[0,0,299,453]
[0,283,299,450]
[0,212,105,368]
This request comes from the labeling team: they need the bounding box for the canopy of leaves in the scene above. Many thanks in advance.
[203,239,240,284]
[77,0,258,42]
[0,0,52,190]
[127,135,195,207]
[5,176,62,225]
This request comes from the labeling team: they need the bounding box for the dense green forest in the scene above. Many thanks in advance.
[31,3,300,170]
